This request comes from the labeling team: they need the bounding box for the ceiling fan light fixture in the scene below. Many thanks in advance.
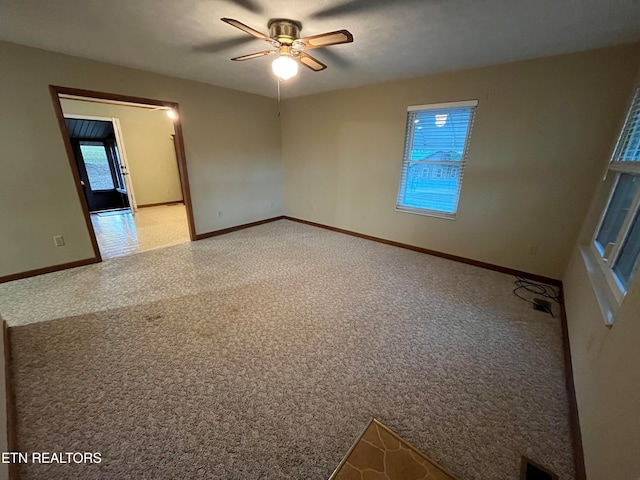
[221,18,352,78]
[272,55,298,80]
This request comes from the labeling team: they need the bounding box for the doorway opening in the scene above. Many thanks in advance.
[65,118,131,213]
[50,86,196,261]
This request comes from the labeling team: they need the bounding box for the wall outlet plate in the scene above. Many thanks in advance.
[53,235,65,247]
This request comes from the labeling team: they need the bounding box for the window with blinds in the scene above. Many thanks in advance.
[611,87,640,165]
[592,87,640,310]
[396,100,478,218]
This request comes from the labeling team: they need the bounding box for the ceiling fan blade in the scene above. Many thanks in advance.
[312,48,351,68]
[231,50,273,61]
[300,30,353,50]
[297,52,327,72]
[221,18,271,42]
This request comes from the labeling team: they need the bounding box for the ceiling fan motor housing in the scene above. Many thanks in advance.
[268,19,302,45]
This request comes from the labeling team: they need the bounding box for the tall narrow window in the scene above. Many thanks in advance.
[396,100,478,219]
[80,141,115,190]
[592,87,640,305]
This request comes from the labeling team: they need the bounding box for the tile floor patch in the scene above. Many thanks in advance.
[331,419,459,480]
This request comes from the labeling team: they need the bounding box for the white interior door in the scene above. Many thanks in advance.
[111,117,137,213]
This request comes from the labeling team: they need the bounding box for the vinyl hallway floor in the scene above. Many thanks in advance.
[90,203,189,259]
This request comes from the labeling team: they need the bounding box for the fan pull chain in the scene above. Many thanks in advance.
[277,79,281,118]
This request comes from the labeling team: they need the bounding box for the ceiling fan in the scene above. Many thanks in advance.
[221,17,354,80]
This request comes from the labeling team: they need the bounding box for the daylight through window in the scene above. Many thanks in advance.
[396,100,478,218]
[80,142,115,191]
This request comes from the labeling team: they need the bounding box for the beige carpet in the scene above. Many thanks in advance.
[5,220,573,479]
[331,419,458,480]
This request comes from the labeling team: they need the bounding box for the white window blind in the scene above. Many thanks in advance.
[396,100,477,218]
[611,87,640,170]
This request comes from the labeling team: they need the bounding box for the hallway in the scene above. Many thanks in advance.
[90,203,189,259]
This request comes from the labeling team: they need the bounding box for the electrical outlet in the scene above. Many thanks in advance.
[53,235,65,247]
[528,246,538,256]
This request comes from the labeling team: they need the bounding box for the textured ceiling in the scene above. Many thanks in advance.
[1,0,639,98]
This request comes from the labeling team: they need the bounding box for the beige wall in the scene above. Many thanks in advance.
[281,44,640,279]
[564,253,640,480]
[1,35,640,480]
[0,41,282,278]
[60,99,183,207]
[563,76,640,479]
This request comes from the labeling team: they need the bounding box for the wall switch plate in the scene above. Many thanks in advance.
[528,246,538,256]
[53,235,65,247]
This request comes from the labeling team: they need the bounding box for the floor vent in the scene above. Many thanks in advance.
[533,298,552,314]
[520,456,558,480]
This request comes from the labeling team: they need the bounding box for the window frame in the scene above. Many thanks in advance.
[590,173,640,303]
[79,140,119,192]
[396,100,478,220]
[586,87,640,324]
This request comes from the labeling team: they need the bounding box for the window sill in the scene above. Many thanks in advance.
[580,246,620,326]
[395,206,456,220]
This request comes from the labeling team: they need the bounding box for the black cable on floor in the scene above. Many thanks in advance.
[512,276,560,317]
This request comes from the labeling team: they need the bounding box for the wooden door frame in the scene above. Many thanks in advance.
[49,86,197,266]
